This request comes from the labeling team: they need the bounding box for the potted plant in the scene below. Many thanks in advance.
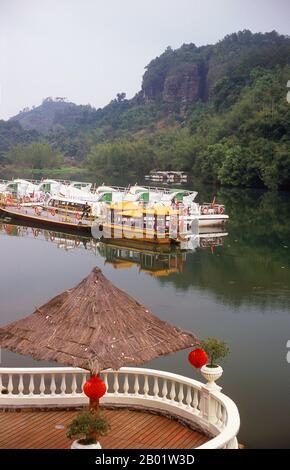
[67,409,110,449]
[200,337,230,389]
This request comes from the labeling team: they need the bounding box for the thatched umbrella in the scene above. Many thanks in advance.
[0,267,197,372]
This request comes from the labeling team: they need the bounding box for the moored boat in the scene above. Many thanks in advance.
[0,178,229,228]
[99,203,182,245]
[0,203,92,234]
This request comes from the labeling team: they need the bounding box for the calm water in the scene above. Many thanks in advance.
[0,183,290,449]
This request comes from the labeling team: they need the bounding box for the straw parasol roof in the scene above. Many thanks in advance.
[0,267,197,372]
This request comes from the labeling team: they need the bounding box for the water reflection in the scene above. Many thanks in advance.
[1,191,290,312]
[0,221,228,278]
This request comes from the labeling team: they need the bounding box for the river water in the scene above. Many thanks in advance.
[0,182,290,448]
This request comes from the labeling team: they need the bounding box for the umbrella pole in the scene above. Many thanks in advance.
[89,372,100,413]
[89,397,99,412]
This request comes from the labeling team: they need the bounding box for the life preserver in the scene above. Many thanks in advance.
[34,206,41,216]
[218,206,225,214]
[50,208,55,216]
[201,206,209,215]
[76,212,81,220]
[75,239,80,247]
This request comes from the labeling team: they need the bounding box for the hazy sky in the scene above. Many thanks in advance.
[0,0,289,119]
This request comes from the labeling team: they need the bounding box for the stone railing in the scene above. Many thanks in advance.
[0,367,240,449]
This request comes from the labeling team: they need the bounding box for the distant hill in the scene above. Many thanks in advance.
[9,97,93,133]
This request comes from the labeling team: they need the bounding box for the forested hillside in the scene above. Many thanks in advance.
[2,30,290,190]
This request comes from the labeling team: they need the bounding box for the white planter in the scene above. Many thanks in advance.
[71,440,102,449]
[200,364,223,390]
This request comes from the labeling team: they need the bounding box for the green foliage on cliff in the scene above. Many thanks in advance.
[192,65,290,190]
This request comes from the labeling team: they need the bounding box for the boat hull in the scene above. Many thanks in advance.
[198,215,229,227]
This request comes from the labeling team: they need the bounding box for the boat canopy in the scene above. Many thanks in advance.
[128,185,147,194]
[47,196,91,207]
[144,206,179,216]
[110,201,139,211]
[96,185,119,193]
[69,181,92,190]
[161,190,198,202]
[121,209,144,218]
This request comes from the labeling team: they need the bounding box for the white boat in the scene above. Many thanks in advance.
[4,179,39,199]
[1,178,229,228]
[43,196,107,218]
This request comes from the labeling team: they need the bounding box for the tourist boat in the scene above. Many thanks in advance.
[0,178,97,203]
[144,170,188,183]
[153,190,228,227]
[124,185,163,203]
[197,206,229,227]
[99,203,183,245]
[36,179,64,197]
[42,196,106,218]
[2,179,39,199]
[0,178,229,228]
[0,201,92,234]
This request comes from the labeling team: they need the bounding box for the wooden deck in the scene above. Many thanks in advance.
[0,408,209,449]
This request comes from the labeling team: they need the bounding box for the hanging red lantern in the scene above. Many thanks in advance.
[83,376,107,400]
[188,348,208,369]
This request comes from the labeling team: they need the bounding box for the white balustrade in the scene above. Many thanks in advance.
[123,374,129,395]
[0,366,240,449]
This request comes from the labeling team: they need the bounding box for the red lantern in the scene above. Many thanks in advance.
[188,348,208,369]
[83,376,107,400]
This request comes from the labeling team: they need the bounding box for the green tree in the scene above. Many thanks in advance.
[6,143,63,169]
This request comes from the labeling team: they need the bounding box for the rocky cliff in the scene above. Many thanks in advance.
[141,30,290,110]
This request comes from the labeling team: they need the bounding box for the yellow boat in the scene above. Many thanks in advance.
[101,203,180,245]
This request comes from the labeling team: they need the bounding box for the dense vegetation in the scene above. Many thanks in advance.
[0,121,39,164]
[5,143,64,170]
[2,30,290,190]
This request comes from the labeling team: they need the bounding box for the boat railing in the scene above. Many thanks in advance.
[0,366,240,449]
[90,185,131,194]
[130,185,196,195]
